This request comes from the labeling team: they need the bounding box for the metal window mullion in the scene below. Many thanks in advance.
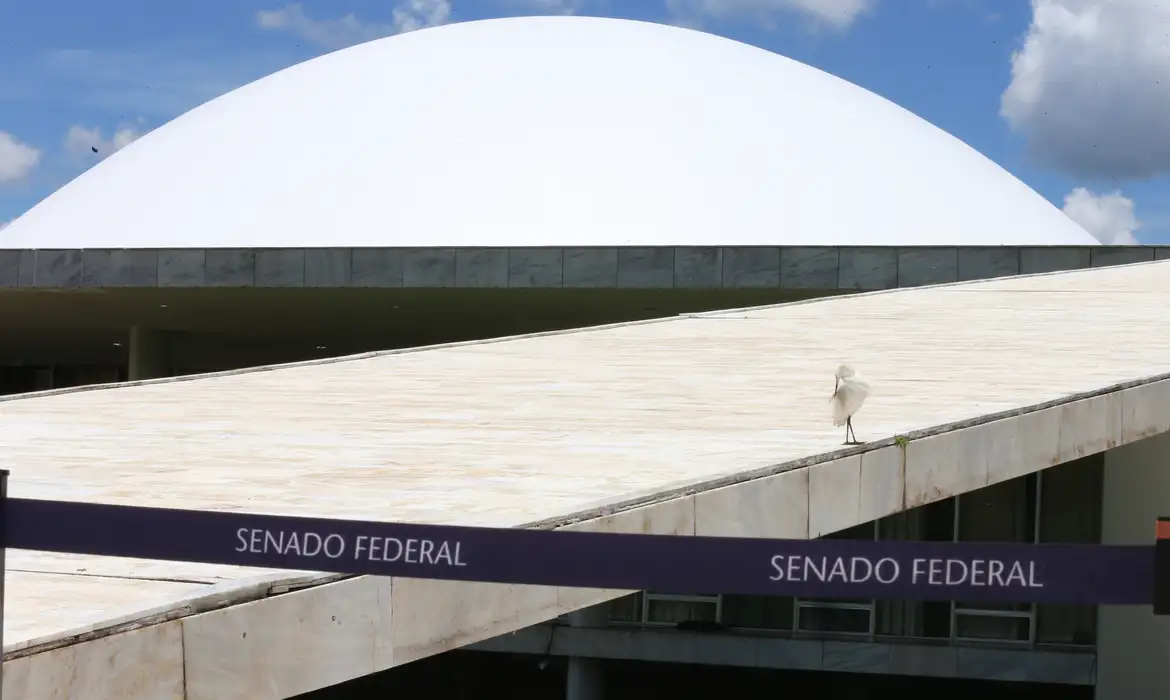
[953,635,1031,646]
[1029,470,1044,646]
[869,519,878,640]
[951,494,960,644]
[953,608,1033,619]
[644,593,720,604]
[1034,470,1044,545]
[797,602,874,612]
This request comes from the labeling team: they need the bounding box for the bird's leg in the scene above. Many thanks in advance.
[844,417,861,446]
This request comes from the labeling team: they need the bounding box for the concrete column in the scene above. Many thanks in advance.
[128,326,172,381]
[567,657,603,700]
[565,606,606,700]
[1098,432,1170,699]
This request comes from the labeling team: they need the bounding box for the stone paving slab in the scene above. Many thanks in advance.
[0,245,1163,290]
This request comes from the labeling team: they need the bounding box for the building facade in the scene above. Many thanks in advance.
[463,455,1105,698]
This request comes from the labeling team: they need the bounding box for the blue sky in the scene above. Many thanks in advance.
[1,0,1167,242]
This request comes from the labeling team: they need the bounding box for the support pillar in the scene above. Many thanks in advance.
[128,326,172,381]
[567,657,602,700]
[1098,432,1170,699]
[565,606,606,700]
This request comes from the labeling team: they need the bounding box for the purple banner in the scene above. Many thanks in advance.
[2,498,1153,605]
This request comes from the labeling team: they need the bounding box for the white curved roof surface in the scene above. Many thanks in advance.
[0,16,1096,250]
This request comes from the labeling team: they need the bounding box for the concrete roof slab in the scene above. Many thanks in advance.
[4,260,1170,698]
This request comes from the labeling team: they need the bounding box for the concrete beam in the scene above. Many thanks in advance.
[0,245,1164,291]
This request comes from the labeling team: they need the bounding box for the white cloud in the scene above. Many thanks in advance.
[500,0,585,13]
[1062,187,1141,245]
[63,123,144,160]
[0,132,41,184]
[1001,0,1170,180]
[665,0,875,31]
[393,0,454,32]
[257,1,452,49]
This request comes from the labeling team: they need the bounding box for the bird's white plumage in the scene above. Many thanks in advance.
[831,364,870,427]
[0,16,1099,249]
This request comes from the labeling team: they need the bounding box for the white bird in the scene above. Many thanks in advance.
[830,364,870,446]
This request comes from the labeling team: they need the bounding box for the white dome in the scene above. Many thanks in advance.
[0,16,1096,249]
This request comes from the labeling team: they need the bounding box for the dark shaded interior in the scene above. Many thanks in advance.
[0,286,846,371]
[298,651,1093,700]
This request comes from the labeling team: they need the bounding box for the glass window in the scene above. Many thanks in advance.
[876,598,952,639]
[955,475,1037,616]
[954,611,1031,642]
[875,500,954,639]
[607,593,642,623]
[645,598,717,625]
[1036,455,1104,646]
[958,474,1037,544]
[797,604,872,634]
[879,498,955,542]
[721,595,794,631]
[878,509,921,542]
[1036,604,1097,646]
[921,497,957,542]
[831,522,878,541]
[1039,455,1103,544]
